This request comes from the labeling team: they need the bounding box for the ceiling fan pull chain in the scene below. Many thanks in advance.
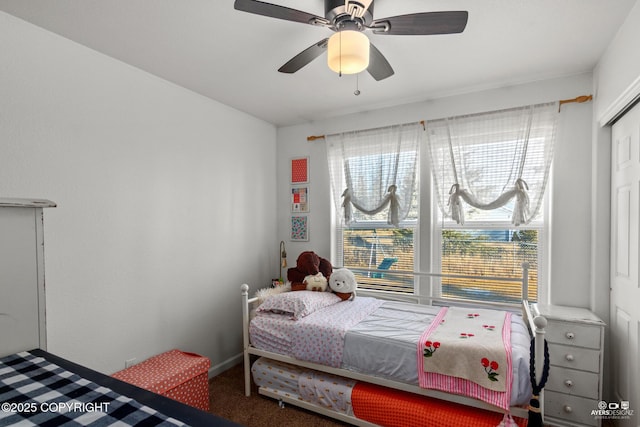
[339,31,342,76]
[354,73,361,96]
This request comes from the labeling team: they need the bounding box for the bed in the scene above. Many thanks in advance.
[241,265,548,427]
[0,349,242,426]
[0,198,241,427]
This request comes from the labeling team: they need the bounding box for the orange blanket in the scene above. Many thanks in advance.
[351,382,527,427]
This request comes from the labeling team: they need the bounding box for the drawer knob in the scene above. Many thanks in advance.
[565,332,575,340]
[564,379,573,388]
[563,405,573,413]
[565,354,575,362]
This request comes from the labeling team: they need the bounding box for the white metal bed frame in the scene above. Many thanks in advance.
[241,264,548,426]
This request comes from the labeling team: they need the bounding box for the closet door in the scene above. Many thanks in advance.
[610,102,640,426]
[0,207,46,356]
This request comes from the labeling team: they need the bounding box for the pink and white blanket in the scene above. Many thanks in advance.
[417,306,513,410]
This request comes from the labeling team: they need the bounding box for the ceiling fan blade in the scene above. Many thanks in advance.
[370,11,468,35]
[367,43,394,81]
[278,39,329,74]
[234,0,328,26]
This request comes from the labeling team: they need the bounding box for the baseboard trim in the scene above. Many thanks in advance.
[208,352,243,378]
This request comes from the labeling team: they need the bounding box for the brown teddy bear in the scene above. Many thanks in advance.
[287,251,333,291]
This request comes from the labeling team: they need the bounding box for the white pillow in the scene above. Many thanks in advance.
[256,290,341,320]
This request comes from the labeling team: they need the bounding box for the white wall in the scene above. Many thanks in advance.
[594,0,640,124]
[0,12,277,374]
[277,73,595,307]
[592,0,640,332]
[591,0,640,401]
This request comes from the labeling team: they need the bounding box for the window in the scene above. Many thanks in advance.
[426,104,556,304]
[327,123,421,293]
[329,104,556,303]
[436,226,541,303]
[341,227,415,293]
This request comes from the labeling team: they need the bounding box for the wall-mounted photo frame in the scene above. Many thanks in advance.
[291,157,309,184]
[291,186,309,213]
[291,215,309,241]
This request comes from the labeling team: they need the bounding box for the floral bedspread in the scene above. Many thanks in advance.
[417,306,513,410]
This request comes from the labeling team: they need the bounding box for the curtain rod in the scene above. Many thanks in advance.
[307,120,425,142]
[307,95,592,141]
[558,94,592,112]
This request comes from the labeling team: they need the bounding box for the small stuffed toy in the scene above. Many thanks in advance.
[304,272,328,292]
[287,251,333,291]
[254,282,291,304]
[328,268,357,301]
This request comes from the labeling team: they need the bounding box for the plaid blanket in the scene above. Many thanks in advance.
[0,351,186,426]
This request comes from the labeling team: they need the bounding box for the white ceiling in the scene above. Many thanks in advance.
[0,0,636,127]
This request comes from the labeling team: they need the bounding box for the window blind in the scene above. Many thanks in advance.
[326,122,422,226]
[426,103,557,225]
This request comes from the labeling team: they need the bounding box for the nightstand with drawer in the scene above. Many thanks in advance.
[531,304,605,427]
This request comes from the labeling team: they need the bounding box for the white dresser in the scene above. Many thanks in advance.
[531,304,605,427]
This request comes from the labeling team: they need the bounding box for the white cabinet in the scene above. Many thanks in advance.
[0,198,55,357]
[532,304,605,427]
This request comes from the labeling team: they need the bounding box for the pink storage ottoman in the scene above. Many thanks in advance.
[112,349,210,411]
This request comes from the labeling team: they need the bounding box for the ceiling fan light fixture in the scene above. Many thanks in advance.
[327,30,369,75]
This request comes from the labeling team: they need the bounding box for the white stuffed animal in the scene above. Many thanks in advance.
[304,272,328,292]
[328,268,357,301]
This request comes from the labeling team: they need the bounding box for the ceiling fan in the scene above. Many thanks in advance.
[234,0,468,81]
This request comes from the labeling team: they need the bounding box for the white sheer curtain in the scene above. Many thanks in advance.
[326,123,422,227]
[426,102,558,226]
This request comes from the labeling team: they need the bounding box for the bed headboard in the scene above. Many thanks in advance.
[0,198,56,357]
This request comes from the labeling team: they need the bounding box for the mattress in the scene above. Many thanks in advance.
[251,357,356,415]
[252,357,529,427]
[250,298,532,405]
